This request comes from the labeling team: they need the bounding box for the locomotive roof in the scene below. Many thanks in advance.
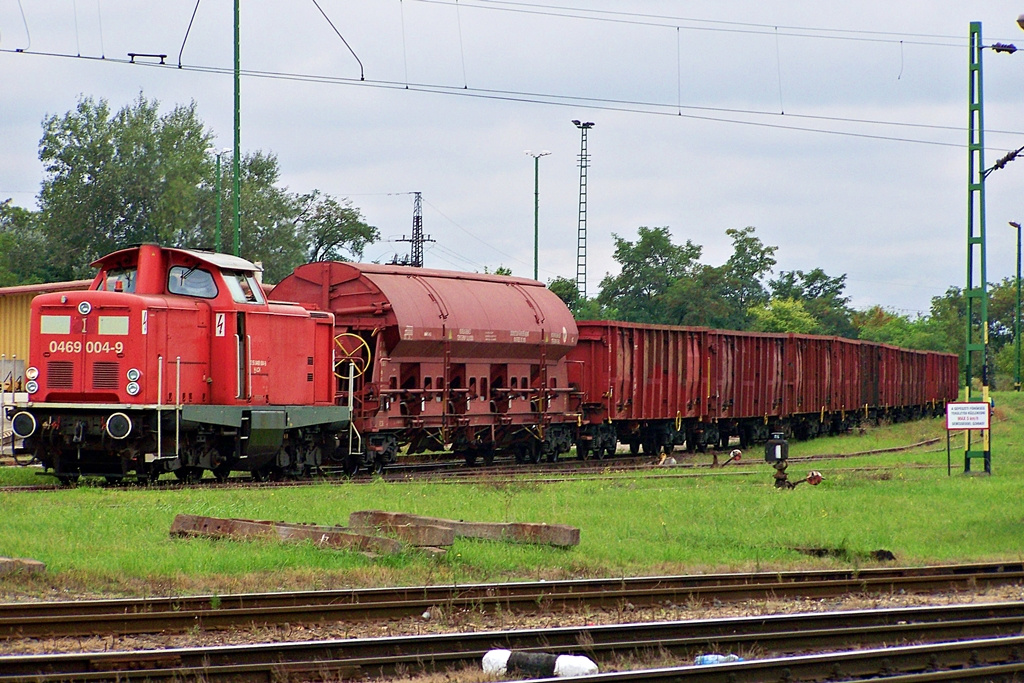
[91,245,262,273]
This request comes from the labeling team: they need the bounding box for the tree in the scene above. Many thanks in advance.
[596,226,702,323]
[748,298,820,334]
[38,94,212,279]
[770,268,856,338]
[547,276,581,311]
[722,226,777,314]
[663,264,736,328]
[852,305,952,352]
[0,199,51,285]
[33,93,379,284]
[484,265,513,276]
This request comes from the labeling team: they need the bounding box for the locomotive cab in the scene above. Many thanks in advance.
[9,244,346,483]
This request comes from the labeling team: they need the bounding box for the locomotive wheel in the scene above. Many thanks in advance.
[513,442,531,464]
[545,447,558,464]
[212,462,233,483]
[174,467,203,483]
[482,445,495,466]
[629,440,640,456]
[372,454,385,475]
[604,442,617,458]
[342,453,361,477]
[576,443,590,461]
[462,450,477,467]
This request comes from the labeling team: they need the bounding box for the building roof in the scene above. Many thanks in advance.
[0,280,93,296]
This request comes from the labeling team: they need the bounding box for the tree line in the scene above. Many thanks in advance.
[0,94,1011,385]
[548,225,1016,389]
[0,94,377,285]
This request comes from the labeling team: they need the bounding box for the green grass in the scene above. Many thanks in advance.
[2,393,1023,598]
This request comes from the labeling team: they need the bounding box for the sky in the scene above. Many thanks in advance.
[2,1,1024,316]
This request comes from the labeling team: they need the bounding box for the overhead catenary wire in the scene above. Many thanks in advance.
[5,46,1022,152]
[310,0,365,81]
[71,0,80,56]
[415,0,975,47]
[178,0,202,69]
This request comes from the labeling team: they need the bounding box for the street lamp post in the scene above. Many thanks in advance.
[215,150,225,253]
[524,150,551,280]
[1012,221,1022,391]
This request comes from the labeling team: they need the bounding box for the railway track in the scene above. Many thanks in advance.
[2,600,1024,681]
[0,435,944,493]
[2,562,1022,640]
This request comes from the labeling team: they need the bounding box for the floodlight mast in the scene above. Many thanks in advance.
[525,150,551,280]
[572,120,594,299]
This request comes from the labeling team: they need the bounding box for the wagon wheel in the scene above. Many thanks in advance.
[334,333,372,379]
[576,442,590,461]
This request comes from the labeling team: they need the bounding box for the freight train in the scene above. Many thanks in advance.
[6,245,959,483]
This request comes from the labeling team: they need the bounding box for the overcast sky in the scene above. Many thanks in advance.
[2,1,1024,314]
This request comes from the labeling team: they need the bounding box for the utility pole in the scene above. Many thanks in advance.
[525,150,551,280]
[964,21,990,474]
[395,192,434,267]
[1012,221,1022,391]
[572,120,594,299]
[232,0,241,257]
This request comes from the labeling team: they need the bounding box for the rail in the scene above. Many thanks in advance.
[4,601,1024,681]
[2,562,1022,640]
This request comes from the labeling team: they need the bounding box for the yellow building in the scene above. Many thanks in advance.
[0,280,91,387]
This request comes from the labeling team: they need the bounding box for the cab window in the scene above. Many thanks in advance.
[224,271,265,304]
[98,267,137,293]
[167,266,219,299]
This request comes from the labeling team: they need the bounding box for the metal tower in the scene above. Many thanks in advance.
[395,192,433,268]
[573,120,594,299]
[964,21,990,473]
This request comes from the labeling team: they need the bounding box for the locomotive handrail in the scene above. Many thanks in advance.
[157,355,163,463]
[175,356,181,459]
[246,335,253,400]
[347,363,363,456]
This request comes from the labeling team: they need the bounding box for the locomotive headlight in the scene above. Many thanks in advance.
[25,366,39,381]
[77,301,92,315]
[105,412,132,439]
[126,381,141,396]
[11,412,37,438]
[25,380,39,394]
[126,368,141,382]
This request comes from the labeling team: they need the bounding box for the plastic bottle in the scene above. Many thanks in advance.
[694,653,744,665]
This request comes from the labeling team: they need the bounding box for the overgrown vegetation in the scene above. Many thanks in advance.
[2,393,1021,598]
[1,94,377,284]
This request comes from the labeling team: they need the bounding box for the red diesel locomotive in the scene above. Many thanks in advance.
[8,245,347,483]
[8,244,959,483]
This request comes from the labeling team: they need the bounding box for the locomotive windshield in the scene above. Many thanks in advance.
[224,271,265,304]
[167,266,219,298]
[97,267,137,293]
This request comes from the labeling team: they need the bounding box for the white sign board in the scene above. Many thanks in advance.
[946,402,991,430]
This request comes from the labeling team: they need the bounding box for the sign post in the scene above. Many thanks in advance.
[946,401,992,474]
